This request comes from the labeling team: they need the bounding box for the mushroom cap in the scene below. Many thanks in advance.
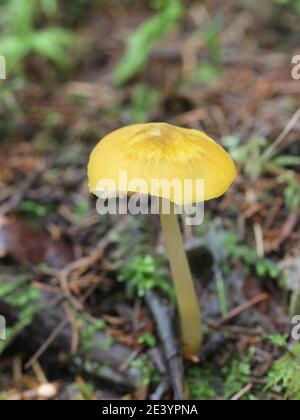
[88,123,236,205]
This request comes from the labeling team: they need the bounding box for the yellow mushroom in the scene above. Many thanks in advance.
[88,122,236,356]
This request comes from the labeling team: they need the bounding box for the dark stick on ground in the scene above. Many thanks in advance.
[0,293,139,390]
[144,289,184,400]
[150,377,170,400]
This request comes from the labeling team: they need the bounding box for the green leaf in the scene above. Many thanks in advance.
[7,0,37,36]
[0,35,31,71]
[201,22,222,62]
[30,27,76,70]
[118,254,174,298]
[0,278,41,354]
[280,172,300,211]
[183,62,221,86]
[113,0,183,86]
[40,0,58,17]
[266,334,288,348]
[265,344,300,400]
[128,83,161,123]
[137,332,157,348]
[272,155,300,167]
[0,1,75,74]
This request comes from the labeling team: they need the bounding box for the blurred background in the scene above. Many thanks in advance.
[0,0,300,400]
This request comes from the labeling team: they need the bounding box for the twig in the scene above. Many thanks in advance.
[32,361,48,384]
[54,218,131,312]
[265,212,298,253]
[0,171,40,216]
[25,318,69,369]
[262,106,300,161]
[231,384,253,401]
[150,377,170,400]
[144,290,184,400]
[54,216,130,283]
[56,250,103,282]
[1,293,140,389]
[212,293,270,328]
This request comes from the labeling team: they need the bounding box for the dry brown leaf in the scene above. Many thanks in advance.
[0,217,74,268]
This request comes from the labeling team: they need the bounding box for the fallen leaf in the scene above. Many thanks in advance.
[0,217,74,268]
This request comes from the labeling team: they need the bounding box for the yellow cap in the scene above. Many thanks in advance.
[88,123,236,205]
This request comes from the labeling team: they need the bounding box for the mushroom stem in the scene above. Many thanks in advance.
[159,202,202,356]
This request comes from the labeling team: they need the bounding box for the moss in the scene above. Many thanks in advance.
[187,365,218,400]
[118,254,174,298]
[131,355,161,386]
[265,343,300,400]
[188,349,256,400]
[138,332,157,348]
[0,277,41,354]
[78,317,106,353]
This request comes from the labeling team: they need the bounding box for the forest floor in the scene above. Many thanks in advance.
[0,1,300,400]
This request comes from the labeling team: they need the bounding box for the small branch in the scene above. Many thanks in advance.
[262,106,300,161]
[150,377,170,400]
[145,290,184,400]
[25,318,69,369]
[0,293,139,389]
[231,384,253,401]
[265,212,298,254]
[212,293,270,328]
[0,171,40,216]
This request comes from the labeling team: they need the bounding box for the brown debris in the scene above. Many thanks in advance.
[0,217,74,268]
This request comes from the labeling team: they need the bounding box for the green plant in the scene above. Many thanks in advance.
[79,317,106,353]
[0,277,41,353]
[113,0,183,85]
[266,334,289,349]
[131,355,161,386]
[279,171,300,212]
[182,21,223,88]
[111,216,176,304]
[138,332,157,348]
[223,134,300,180]
[223,135,268,179]
[118,254,174,298]
[265,343,300,400]
[183,63,221,87]
[187,365,217,400]
[210,229,279,280]
[73,201,90,222]
[74,381,96,400]
[0,0,76,74]
[201,22,223,64]
[20,200,51,217]
[0,392,7,400]
[231,240,279,279]
[127,83,161,123]
[222,348,255,399]
[188,348,255,400]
